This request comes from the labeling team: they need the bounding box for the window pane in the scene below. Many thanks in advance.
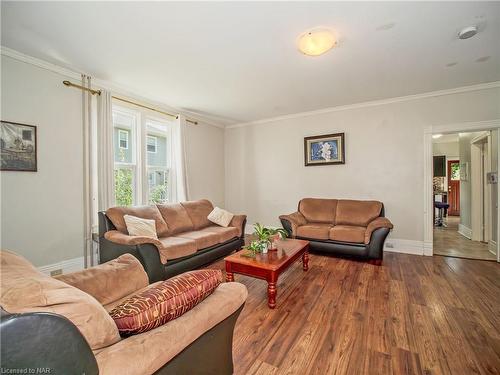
[113,111,136,164]
[146,121,167,167]
[148,169,168,204]
[147,136,157,153]
[114,168,134,206]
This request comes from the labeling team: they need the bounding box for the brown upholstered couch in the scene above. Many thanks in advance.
[0,250,247,375]
[99,199,246,282]
[279,198,393,264]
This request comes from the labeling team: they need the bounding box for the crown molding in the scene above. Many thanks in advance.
[227,81,500,129]
[1,46,224,129]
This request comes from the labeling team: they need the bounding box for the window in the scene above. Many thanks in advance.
[118,129,129,149]
[112,105,173,206]
[147,136,157,153]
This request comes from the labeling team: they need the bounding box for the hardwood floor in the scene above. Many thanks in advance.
[434,216,496,261]
[208,251,500,375]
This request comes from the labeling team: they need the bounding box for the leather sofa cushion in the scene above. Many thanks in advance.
[106,205,170,237]
[55,254,148,306]
[299,198,338,223]
[198,226,239,243]
[176,230,220,250]
[335,200,382,226]
[95,282,248,375]
[157,237,197,263]
[296,223,332,240]
[157,203,194,234]
[109,270,222,335]
[0,250,120,350]
[329,225,366,243]
[181,199,214,230]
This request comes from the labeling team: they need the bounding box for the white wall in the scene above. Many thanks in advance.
[432,142,458,158]
[1,55,84,266]
[1,55,226,267]
[225,87,500,247]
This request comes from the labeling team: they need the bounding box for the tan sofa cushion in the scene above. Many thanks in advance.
[296,223,332,240]
[55,254,148,306]
[330,225,366,243]
[157,203,194,234]
[335,200,382,226]
[106,205,169,237]
[95,282,248,375]
[157,237,197,263]
[299,198,338,223]
[109,270,222,335]
[198,226,239,243]
[0,250,120,350]
[176,230,220,250]
[180,199,214,230]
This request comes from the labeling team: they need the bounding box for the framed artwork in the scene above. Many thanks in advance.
[0,121,37,172]
[304,132,345,166]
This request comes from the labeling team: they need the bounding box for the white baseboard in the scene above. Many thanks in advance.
[458,224,472,239]
[38,257,85,276]
[383,239,426,256]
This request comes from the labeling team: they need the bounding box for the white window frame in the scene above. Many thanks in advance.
[113,103,174,206]
[118,129,129,150]
[146,135,157,153]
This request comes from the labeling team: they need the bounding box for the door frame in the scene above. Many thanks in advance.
[447,159,460,216]
[423,119,500,262]
[471,132,491,242]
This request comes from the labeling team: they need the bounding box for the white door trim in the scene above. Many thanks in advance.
[423,119,500,259]
[470,133,491,242]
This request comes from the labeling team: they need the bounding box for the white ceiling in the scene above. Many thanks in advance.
[2,2,499,126]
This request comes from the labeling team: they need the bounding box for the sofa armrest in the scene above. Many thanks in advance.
[229,215,247,238]
[104,230,163,248]
[0,308,98,375]
[55,254,149,305]
[279,212,307,237]
[364,217,393,244]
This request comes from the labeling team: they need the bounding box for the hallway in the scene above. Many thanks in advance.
[433,216,497,261]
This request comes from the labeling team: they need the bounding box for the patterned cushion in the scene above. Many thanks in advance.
[109,269,223,335]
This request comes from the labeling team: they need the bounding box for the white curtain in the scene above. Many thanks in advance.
[172,114,190,202]
[97,90,115,211]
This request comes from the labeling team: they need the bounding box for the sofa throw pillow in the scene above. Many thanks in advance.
[207,207,234,227]
[109,269,223,335]
[124,214,158,239]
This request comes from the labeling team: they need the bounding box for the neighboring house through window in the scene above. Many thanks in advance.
[118,129,128,149]
[147,135,157,153]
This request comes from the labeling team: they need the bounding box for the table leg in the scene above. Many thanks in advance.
[225,262,234,282]
[267,281,277,309]
[302,249,309,271]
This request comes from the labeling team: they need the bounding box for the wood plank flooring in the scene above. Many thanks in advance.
[434,216,496,261]
[208,251,500,375]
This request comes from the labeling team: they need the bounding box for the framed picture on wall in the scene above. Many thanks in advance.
[0,121,37,172]
[304,132,345,166]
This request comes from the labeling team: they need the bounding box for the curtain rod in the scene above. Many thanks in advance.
[62,80,198,124]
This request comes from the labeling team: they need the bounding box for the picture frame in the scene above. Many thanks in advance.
[0,121,38,172]
[304,132,345,166]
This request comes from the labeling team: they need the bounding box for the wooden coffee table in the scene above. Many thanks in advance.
[224,239,309,309]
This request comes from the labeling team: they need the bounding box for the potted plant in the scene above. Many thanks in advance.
[253,223,288,251]
[243,240,266,257]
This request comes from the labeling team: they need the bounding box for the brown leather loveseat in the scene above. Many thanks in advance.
[99,199,246,282]
[279,198,393,264]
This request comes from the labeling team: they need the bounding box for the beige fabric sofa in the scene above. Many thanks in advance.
[99,199,246,282]
[0,250,247,375]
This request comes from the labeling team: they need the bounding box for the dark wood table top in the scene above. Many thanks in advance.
[224,239,309,271]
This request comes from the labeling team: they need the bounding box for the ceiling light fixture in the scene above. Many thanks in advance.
[298,29,336,56]
[432,134,443,139]
[458,26,478,40]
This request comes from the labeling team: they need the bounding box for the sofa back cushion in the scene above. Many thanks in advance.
[335,200,382,226]
[0,250,120,350]
[55,254,149,306]
[180,199,214,230]
[299,198,338,223]
[157,203,194,234]
[106,205,169,237]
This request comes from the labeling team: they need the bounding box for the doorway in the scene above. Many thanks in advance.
[432,130,498,261]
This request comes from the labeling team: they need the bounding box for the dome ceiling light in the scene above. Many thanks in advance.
[458,25,478,40]
[298,28,337,56]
